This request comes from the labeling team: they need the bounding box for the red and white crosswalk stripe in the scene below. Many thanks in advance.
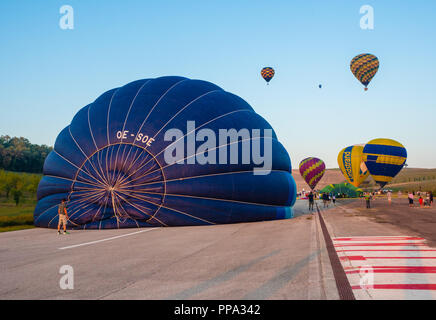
[333,236,436,299]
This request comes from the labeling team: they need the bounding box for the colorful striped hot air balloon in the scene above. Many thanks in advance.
[362,138,407,188]
[350,53,379,91]
[337,144,369,188]
[299,157,326,190]
[261,67,275,84]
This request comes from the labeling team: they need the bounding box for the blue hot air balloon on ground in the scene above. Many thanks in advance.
[34,76,297,229]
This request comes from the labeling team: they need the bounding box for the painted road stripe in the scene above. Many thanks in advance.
[333,235,436,299]
[334,243,427,247]
[58,228,157,250]
[346,267,436,274]
[335,237,425,241]
[352,284,436,290]
[342,256,436,260]
[336,249,436,252]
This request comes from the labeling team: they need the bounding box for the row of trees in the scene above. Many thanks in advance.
[0,170,41,205]
[0,135,52,173]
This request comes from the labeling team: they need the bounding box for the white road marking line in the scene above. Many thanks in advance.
[333,236,436,299]
[58,228,157,250]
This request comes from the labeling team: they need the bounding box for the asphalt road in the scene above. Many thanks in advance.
[0,200,339,299]
[3,199,433,300]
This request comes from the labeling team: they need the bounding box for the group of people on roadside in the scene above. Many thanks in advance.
[306,191,336,211]
[408,191,433,208]
[322,193,336,207]
[363,190,434,209]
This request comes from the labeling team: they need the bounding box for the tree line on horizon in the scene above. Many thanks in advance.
[0,170,40,205]
[0,135,52,173]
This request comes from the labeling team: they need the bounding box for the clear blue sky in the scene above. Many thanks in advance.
[1,0,435,168]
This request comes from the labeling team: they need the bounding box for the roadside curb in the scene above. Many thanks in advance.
[317,203,355,300]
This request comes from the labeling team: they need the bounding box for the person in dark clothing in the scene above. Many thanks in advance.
[365,193,371,209]
[322,193,329,208]
[308,191,314,211]
[430,191,434,207]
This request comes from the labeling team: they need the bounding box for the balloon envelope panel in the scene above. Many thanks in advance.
[350,53,379,88]
[362,138,407,188]
[261,67,275,83]
[34,76,296,229]
[337,145,369,188]
[299,157,325,190]
[320,183,363,198]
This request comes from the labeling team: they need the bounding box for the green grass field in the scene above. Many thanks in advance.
[0,170,40,232]
[0,199,36,232]
[0,168,435,233]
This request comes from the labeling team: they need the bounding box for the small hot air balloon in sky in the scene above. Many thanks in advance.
[350,53,379,91]
[299,157,325,190]
[337,144,369,188]
[362,138,407,188]
[318,84,322,89]
[261,67,275,85]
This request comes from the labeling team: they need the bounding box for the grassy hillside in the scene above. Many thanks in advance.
[0,170,41,232]
[292,168,345,191]
[293,168,436,193]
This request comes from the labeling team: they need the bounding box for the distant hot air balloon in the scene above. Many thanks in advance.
[350,53,379,91]
[261,67,275,85]
[299,157,325,190]
[362,138,407,188]
[318,84,322,89]
[337,144,369,188]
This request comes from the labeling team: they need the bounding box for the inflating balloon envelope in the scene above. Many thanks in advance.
[34,76,297,229]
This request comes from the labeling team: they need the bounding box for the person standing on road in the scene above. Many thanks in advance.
[387,191,392,205]
[322,193,327,208]
[408,191,414,207]
[430,191,434,207]
[332,194,336,205]
[425,193,430,206]
[57,199,70,235]
[365,193,371,209]
[308,191,314,211]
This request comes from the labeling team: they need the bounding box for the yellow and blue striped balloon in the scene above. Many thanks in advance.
[362,139,407,188]
[350,53,379,91]
[337,144,369,188]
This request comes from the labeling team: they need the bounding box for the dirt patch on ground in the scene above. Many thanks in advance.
[339,198,436,247]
